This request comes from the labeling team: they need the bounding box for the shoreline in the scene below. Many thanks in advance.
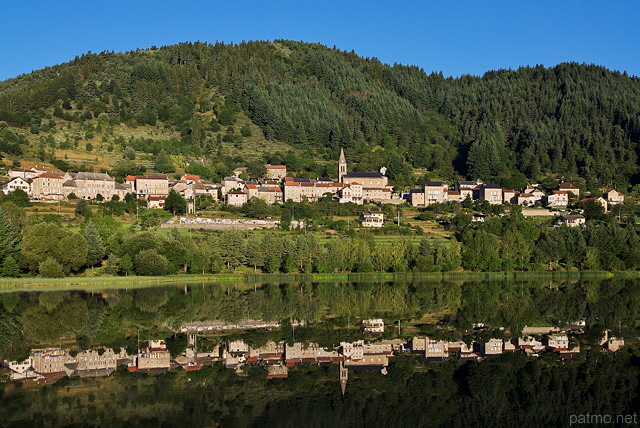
[0,270,634,291]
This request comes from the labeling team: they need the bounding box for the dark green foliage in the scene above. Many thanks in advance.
[75,199,90,217]
[20,223,88,274]
[1,255,20,277]
[39,256,64,278]
[154,149,175,173]
[240,125,252,137]
[166,333,188,358]
[83,221,106,267]
[164,189,186,215]
[0,208,19,264]
[1,189,30,207]
[134,249,169,276]
[3,43,640,188]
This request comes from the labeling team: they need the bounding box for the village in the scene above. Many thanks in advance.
[3,319,625,395]
[1,149,626,230]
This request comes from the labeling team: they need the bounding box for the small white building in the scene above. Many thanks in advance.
[559,214,586,227]
[2,176,31,194]
[362,319,385,334]
[546,334,570,350]
[360,211,384,228]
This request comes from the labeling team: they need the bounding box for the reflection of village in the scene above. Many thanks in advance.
[4,319,625,395]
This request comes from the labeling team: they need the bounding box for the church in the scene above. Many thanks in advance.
[338,148,389,188]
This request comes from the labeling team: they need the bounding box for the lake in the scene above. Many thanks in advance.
[1,278,638,426]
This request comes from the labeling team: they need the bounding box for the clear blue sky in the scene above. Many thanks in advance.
[1,1,639,81]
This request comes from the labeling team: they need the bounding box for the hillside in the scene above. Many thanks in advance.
[1,40,640,191]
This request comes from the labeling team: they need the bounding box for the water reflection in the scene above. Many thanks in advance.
[1,278,636,384]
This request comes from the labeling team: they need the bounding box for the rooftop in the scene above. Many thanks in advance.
[344,172,384,178]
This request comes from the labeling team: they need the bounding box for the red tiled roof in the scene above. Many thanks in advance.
[553,190,567,194]
[559,183,578,189]
[265,165,286,169]
[37,173,63,179]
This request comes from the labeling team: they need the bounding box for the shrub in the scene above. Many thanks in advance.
[39,257,64,278]
[134,249,169,276]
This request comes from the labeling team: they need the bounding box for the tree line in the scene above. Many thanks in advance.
[1,201,640,279]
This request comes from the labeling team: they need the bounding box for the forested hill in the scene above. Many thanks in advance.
[1,40,640,191]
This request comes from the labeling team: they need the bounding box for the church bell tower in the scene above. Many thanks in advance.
[338,148,347,183]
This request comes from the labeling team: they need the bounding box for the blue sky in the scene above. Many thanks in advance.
[1,1,638,81]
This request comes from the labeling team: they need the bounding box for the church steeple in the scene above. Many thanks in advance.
[339,360,348,395]
[338,148,347,183]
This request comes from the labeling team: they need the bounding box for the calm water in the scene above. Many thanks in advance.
[1,278,638,426]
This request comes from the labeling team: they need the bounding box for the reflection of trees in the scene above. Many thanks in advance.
[135,288,169,313]
[23,296,89,341]
[3,279,638,353]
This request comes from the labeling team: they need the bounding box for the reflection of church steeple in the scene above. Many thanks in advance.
[339,148,347,183]
[339,360,348,395]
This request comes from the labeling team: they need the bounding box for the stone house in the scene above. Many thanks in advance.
[483,338,503,357]
[423,181,448,205]
[546,190,568,207]
[226,190,248,207]
[581,196,608,212]
[135,340,171,371]
[501,190,516,204]
[339,182,363,204]
[362,187,392,201]
[424,338,448,360]
[545,334,569,350]
[264,165,287,180]
[480,184,503,204]
[604,189,624,204]
[446,190,463,202]
[285,343,341,360]
[456,180,483,201]
[135,174,169,197]
[266,364,289,379]
[75,348,118,371]
[516,192,536,206]
[31,172,65,200]
[255,186,284,204]
[558,182,580,197]
[31,348,75,375]
[63,172,116,200]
